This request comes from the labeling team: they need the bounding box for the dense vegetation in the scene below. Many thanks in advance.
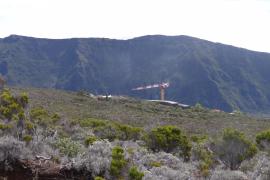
[1,35,270,113]
[1,87,270,179]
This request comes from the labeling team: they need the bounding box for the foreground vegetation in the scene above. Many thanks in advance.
[1,87,270,179]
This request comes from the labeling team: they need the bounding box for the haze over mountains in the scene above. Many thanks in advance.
[0,34,270,113]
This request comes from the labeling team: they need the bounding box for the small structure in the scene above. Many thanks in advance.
[148,100,190,109]
[97,94,112,101]
[211,109,222,113]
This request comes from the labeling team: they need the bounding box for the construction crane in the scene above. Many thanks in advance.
[132,82,170,101]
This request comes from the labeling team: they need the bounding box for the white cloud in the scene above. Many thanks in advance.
[0,0,270,52]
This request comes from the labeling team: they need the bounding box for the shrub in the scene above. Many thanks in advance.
[94,177,105,180]
[23,135,33,143]
[129,166,144,180]
[0,89,26,120]
[116,124,143,141]
[74,140,112,177]
[110,146,127,177]
[149,161,162,167]
[80,118,143,141]
[94,123,120,141]
[25,120,35,134]
[210,170,247,180]
[143,166,190,180]
[51,113,61,123]
[212,128,257,170]
[0,136,32,163]
[191,134,208,143]
[30,107,60,128]
[145,125,191,161]
[18,92,29,108]
[80,118,107,128]
[85,136,98,146]
[192,143,213,177]
[30,107,48,119]
[256,129,270,150]
[0,123,12,131]
[193,103,205,112]
[55,138,81,157]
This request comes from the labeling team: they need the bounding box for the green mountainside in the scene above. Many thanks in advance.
[1,35,270,113]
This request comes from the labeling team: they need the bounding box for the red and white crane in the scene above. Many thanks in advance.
[132,82,170,101]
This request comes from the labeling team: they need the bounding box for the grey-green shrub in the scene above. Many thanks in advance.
[74,140,112,178]
[55,137,81,157]
[212,128,257,170]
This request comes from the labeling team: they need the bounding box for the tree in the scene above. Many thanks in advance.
[212,128,257,170]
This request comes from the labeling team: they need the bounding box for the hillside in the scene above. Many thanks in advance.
[1,35,270,113]
[11,87,270,137]
[1,87,270,179]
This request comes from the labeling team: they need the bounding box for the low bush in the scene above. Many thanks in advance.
[110,146,127,178]
[129,166,144,180]
[94,177,105,180]
[25,121,35,135]
[51,113,61,123]
[74,140,112,177]
[80,118,143,141]
[191,134,208,143]
[210,170,248,180]
[0,89,27,121]
[145,125,191,161]
[256,129,270,150]
[85,136,99,146]
[143,166,190,180]
[55,138,82,157]
[192,143,213,177]
[79,118,107,128]
[23,135,33,143]
[0,136,32,163]
[115,124,143,141]
[94,123,120,141]
[17,92,29,108]
[149,161,162,167]
[0,123,13,131]
[30,107,50,126]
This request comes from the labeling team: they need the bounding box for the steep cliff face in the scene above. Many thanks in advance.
[1,35,270,112]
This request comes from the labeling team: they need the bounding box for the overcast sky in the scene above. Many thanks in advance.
[0,0,270,52]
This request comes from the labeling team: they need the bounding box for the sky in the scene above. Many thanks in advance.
[0,0,270,52]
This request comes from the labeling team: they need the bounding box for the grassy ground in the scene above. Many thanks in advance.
[11,86,270,138]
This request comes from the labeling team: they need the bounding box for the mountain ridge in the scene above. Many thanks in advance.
[1,34,270,113]
[4,34,269,53]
